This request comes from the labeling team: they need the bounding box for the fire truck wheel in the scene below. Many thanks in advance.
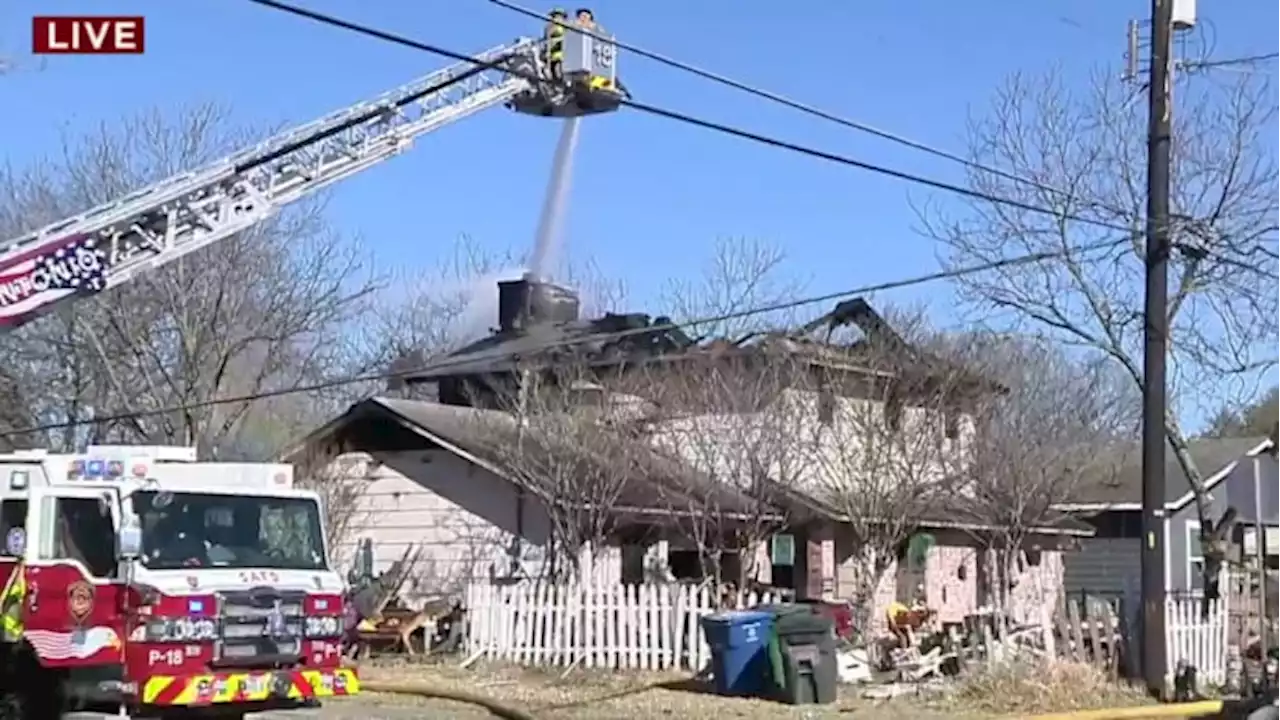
[1,653,61,720]
[0,693,19,720]
[0,685,56,720]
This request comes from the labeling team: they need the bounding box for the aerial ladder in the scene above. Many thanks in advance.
[0,23,624,330]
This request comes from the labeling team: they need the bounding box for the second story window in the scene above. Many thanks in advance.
[944,411,960,440]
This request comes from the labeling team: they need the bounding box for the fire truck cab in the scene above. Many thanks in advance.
[0,445,357,719]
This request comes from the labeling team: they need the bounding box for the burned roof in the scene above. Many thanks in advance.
[393,282,955,388]
[397,311,697,383]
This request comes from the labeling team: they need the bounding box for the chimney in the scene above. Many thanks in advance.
[497,275,580,333]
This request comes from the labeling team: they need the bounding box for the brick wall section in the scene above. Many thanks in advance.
[927,543,980,624]
[1005,548,1065,625]
[830,525,1067,636]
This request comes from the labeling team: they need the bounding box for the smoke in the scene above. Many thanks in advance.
[454,267,528,343]
[528,117,581,282]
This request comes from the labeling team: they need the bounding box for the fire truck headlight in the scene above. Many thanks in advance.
[148,617,219,643]
[304,616,342,638]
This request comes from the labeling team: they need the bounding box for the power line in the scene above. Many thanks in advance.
[245,0,1139,238]
[0,235,1130,439]
[486,0,1093,208]
[1185,51,1279,69]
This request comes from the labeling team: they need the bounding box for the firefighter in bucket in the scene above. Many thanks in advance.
[543,8,568,80]
[512,7,626,117]
[566,8,627,111]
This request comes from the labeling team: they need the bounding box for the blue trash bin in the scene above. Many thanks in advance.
[699,609,774,697]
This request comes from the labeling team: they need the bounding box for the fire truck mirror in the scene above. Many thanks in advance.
[117,524,142,560]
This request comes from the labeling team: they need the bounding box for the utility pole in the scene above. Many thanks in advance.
[1140,0,1176,700]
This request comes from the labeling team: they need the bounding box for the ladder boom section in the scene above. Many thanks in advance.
[0,38,540,330]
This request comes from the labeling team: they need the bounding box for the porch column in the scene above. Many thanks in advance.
[804,525,836,600]
[643,540,674,583]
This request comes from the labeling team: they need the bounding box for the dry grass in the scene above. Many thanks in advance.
[356,658,954,719]
[350,657,1160,719]
[942,659,1156,716]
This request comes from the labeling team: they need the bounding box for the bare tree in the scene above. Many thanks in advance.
[0,104,379,458]
[290,452,376,568]
[466,364,645,581]
[917,68,1278,586]
[1203,386,1280,439]
[808,311,984,635]
[661,236,808,339]
[941,335,1137,612]
[625,346,814,589]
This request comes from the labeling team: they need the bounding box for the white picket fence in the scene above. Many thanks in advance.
[1164,594,1230,686]
[464,581,1233,685]
[464,581,783,672]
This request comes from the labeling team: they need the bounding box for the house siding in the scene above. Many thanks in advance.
[1063,537,1142,597]
[333,449,556,604]
[1222,454,1278,525]
[1064,447,1278,597]
[643,388,971,500]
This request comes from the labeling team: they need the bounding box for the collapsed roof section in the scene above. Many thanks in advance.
[387,276,991,399]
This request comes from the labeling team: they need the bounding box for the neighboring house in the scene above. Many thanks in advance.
[1056,436,1278,598]
[305,276,1088,626]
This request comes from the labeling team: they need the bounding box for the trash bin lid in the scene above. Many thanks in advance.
[753,603,812,620]
[774,609,834,636]
[704,609,773,625]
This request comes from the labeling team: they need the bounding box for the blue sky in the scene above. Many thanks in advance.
[2,2,1276,407]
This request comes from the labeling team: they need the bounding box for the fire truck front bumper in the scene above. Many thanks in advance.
[141,667,359,706]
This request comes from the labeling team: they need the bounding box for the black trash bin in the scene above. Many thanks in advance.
[754,604,839,705]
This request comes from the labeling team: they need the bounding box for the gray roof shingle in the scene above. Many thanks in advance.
[316,397,772,518]
[1067,436,1273,507]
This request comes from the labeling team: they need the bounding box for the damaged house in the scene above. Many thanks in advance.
[288,276,1088,626]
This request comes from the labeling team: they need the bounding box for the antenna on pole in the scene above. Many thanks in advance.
[1123,0,1196,84]
[1124,20,1143,83]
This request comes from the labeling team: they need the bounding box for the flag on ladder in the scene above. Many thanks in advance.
[0,234,108,325]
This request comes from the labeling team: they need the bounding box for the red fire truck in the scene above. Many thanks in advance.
[0,445,357,718]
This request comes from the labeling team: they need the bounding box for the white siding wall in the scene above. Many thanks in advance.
[331,449,553,606]
[639,388,973,498]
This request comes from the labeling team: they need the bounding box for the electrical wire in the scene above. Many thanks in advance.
[1184,51,1279,69]
[0,234,1130,439]
[21,0,1234,439]
[244,0,1139,238]
[486,0,1093,207]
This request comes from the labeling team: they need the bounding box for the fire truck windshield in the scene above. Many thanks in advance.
[133,491,327,571]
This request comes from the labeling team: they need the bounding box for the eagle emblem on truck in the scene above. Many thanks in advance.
[67,580,94,624]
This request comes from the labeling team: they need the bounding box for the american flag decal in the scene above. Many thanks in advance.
[0,234,108,324]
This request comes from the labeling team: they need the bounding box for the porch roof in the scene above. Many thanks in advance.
[764,479,1095,537]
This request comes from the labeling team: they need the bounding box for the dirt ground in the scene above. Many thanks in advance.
[344,658,1161,720]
